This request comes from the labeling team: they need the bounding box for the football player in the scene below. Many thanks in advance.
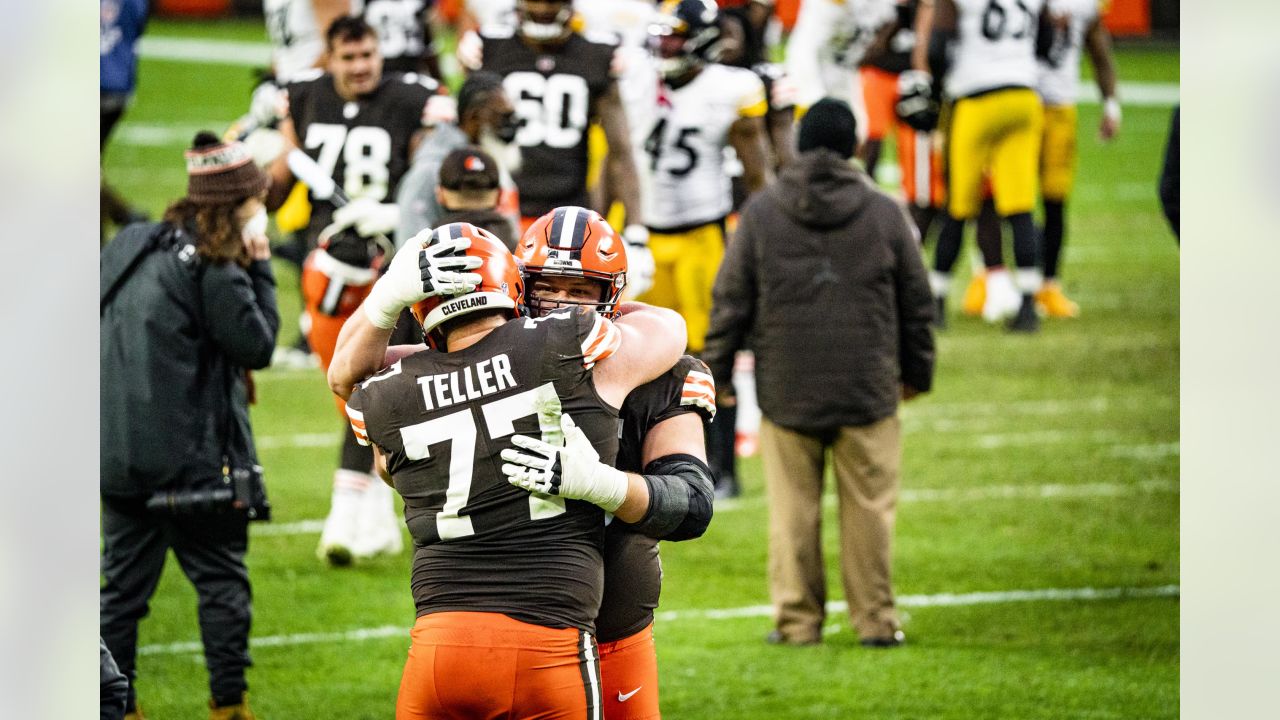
[328,223,687,719]
[265,0,354,83]
[1032,0,1120,316]
[362,0,443,79]
[464,0,653,294]
[629,0,772,498]
[915,0,1050,332]
[784,0,899,143]
[504,207,717,720]
[267,15,440,563]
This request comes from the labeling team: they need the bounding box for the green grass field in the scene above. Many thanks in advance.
[104,20,1180,719]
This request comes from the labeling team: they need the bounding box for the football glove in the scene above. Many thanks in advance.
[895,70,940,132]
[334,198,402,237]
[621,224,655,300]
[456,30,484,71]
[502,413,629,513]
[362,233,482,329]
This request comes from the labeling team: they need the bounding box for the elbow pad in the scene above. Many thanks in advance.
[624,454,715,542]
[927,29,954,82]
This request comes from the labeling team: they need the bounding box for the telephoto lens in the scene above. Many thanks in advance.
[145,486,235,515]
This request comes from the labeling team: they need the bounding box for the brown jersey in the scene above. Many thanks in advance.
[478,27,617,217]
[597,355,716,642]
[285,70,436,246]
[346,306,622,631]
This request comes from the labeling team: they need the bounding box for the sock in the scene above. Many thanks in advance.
[976,200,1004,268]
[1042,198,1065,280]
[934,215,964,274]
[1007,211,1043,293]
[929,270,951,298]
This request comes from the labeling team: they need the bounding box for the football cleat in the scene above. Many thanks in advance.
[859,629,906,649]
[352,478,404,559]
[961,271,986,317]
[982,268,1021,323]
[1035,280,1080,318]
[317,474,365,566]
[1006,294,1041,333]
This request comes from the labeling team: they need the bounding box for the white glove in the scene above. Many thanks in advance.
[334,197,401,237]
[249,80,287,128]
[362,232,482,329]
[502,413,629,513]
[621,224,654,300]
[423,94,458,127]
[457,30,484,71]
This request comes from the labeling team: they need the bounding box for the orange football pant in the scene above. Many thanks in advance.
[599,623,660,720]
[397,611,603,720]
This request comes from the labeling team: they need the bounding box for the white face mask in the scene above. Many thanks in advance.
[242,206,268,240]
[480,129,522,175]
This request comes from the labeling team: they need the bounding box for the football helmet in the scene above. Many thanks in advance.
[649,0,723,81]
[411,223,524,348]
[516,0,574,42]
[303,222,390,318]
[516,206,628,319]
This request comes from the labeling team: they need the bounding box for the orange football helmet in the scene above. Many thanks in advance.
[411,222,524,349]
[516,206,628,319]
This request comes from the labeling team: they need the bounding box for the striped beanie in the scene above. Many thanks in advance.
[184,131,269,204]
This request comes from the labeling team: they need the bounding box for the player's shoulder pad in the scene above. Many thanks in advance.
[674,355,716,419]
[396,71,441,92]
[479,23,515,40]
[288,68,325,86]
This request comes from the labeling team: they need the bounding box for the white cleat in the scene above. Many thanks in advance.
[982,268,1022,323]
[352,477,404,560]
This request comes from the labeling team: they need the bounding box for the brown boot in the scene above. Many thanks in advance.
[209,692,257,720]
[124,707,146,720]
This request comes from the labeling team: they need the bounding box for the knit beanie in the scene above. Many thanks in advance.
[184,131,269,204]
[797,98,858,159]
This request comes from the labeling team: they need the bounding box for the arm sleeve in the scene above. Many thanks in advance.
[345,391,371,447]
[201,259,280,370]
[702,201,759,389]
[892,202,936,392]
[622,453,715,542]
[736,72,768,119]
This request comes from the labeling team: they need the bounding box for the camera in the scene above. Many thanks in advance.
[146,464,272,521]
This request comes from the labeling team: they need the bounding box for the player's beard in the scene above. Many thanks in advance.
[480,129,522,176]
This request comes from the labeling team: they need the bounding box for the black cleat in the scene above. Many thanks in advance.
[1006,294,1040,333]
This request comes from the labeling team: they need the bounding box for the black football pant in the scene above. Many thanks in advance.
[100,495,252,711]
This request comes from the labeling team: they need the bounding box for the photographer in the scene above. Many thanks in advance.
[100,132,277,720]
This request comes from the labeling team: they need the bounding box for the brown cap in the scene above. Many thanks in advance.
[184,131,269,204]
[438,146,500,192]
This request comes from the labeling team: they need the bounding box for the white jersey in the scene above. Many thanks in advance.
[630,63,767,230]
[785,0,897,138]
[946,0,1046,98]
[465,0,515,28]
[574,0,654,49]
[265,0,335,82]
[1036,0,1101,106]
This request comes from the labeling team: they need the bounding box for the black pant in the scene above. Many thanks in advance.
[99,495,252,709]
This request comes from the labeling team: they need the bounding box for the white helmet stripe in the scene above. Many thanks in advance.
[557,206,581,249]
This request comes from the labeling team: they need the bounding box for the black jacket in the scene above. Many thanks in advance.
[100,222,279,498]
[703,149,935,433]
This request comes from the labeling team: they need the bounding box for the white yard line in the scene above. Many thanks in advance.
[138,583,1178,656]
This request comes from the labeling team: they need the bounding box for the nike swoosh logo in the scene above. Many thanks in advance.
[617,687,642,702]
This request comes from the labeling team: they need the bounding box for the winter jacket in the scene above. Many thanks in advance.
[703,149,935,433]
[100,222,279,498]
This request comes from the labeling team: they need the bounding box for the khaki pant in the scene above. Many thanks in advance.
[760,414,902,642]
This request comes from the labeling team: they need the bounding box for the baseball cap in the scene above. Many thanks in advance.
[439,146,501,192]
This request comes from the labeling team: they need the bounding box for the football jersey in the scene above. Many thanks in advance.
[597,356,716,642]
[1035,0,1102,106]
[265,0,329,83]
[364,0,434,75]
[346,306,623,630]
[630,63,767,231]
[946,0,1047,98]
[786,0,898,108]
[286,71,436,244]
[865,0,923,75]
[574,0,654,49]
[479,27,618,216]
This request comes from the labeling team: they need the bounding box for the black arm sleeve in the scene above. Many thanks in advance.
[622,453,715,542]
[201,259,280,370]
